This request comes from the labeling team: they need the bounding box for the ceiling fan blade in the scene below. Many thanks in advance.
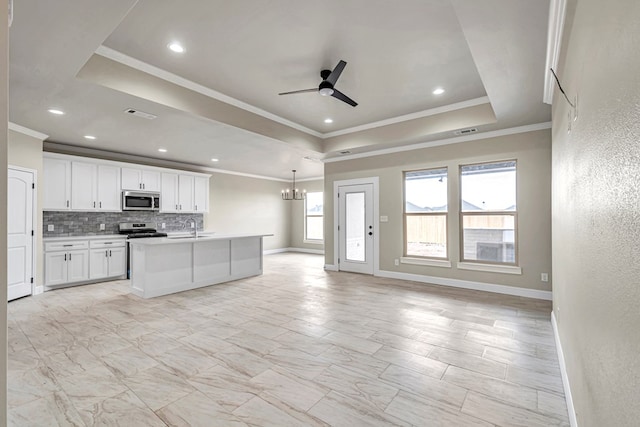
[331,89,358,107]
[326,60,347,86]
[278,88,318,96]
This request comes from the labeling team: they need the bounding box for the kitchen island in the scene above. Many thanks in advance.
[128,233,272,298]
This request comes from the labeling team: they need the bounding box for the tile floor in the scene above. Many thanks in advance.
[7,253,569,426]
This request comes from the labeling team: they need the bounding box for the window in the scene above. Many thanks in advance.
[404,168,448,258]
[460,160,517,264]
[304,192,323,241]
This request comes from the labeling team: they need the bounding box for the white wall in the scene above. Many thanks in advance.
[552,0,640,424]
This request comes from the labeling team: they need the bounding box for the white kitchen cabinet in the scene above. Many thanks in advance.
[43,158,71,210]
[121,167,161,192]
[161,172,179,212]
[71,162,121,211]
[178,174,194,212]
[45,249,89,286]
[194,176,209,212]
[89,240,126,279]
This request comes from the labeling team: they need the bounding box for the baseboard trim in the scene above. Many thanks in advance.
[34,285,44,295]
[264,247,325,255]
[376,269,552,300]
[324,264,338,271]
[551,311,578,426]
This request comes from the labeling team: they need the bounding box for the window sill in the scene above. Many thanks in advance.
[457,262,522,275]
[303,239,324,245]
[401,257,451,268]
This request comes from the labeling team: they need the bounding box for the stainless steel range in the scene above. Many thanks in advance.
[119,222,167,278]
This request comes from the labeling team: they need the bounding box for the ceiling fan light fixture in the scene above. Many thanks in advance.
[319,87,334,96]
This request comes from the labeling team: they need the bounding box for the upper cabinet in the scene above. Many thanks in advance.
[121,167,161,192]
[43,158,71,210]
[44,154,209,212]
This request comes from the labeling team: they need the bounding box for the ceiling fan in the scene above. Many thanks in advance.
[278,60,358,107]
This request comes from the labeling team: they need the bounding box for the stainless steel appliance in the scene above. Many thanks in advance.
[119,222,167,278]
[122,191,160,211]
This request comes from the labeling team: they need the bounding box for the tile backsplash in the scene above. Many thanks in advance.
[43,211,204,237]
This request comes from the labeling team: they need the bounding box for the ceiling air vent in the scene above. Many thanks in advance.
[124,108,157,120]
[339,150,351,155]
[454,128,478,136]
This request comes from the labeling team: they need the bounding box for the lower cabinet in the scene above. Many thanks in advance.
[44,238,126,287]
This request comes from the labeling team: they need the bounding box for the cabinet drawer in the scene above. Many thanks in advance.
[44,240,89,252]
[90,239,126,249]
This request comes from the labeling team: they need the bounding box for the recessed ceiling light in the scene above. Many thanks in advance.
[168,42,185,53]
[432,88,445,95]
[324,118,333,124]
[48,109,64,115]
[84,135,96,140]
[158,148,167,153]
[211,158,219,162]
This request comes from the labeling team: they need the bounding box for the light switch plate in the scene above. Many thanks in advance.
[99,224,105,231]
[161,223,166,229]
[380,215,389,222]
[47,224,54,231]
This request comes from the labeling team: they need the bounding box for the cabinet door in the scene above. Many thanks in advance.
[142,170,161,192]
[107,247,126,277]
[178,175,195,212]
[89,248,109,280]
[194,176,209,212]
[71,162,97,210]
[67,250,89,283]
[121,168,142,190]
[44,252,67,286]
[43,158,71,210]
[161,173,179,212]
[97,165,121,211]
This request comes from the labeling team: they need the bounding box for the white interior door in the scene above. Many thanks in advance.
[338,183,374,274]
[8,168,34,301]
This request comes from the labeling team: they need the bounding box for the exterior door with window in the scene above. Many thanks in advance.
[338,184,374,274]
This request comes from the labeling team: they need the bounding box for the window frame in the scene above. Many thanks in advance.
[403,167,449,260]
[304,191,324,243]
[459,159,518,266]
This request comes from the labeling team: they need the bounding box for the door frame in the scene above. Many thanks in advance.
[8,165,38,297]
[333,177,379,275]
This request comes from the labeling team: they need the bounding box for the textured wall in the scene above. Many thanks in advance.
[552,0,640,425]
[43,211,203,237]
[324,129,552,291]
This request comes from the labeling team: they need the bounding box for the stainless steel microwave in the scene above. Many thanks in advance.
[122,191,160,211]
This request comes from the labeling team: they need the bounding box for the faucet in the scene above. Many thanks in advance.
[184,217,198,238]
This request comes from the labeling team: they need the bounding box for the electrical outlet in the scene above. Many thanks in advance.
[380,215,389,223]
[99,224,105,231]
[190,222,195,228]
[394,259,399,266]
[161,223,166,229]
[47,224,54,231]
[541,273,549,282]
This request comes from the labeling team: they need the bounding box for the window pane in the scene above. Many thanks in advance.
[306,192,323,215]
[461,161,516,211]
[346,192,365,262]
[306,216,323,240]
[405,168,447,212]
[462,214,515,263]
[406,214,447,258]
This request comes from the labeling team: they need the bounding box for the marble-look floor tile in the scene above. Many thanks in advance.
[264,346,331,380]
[374,345,448,379]
[133,332,182,357]
[369,330,434,356]
[80,332,132,358]
[8,391,84,427]
[226,330,283,356]
[41,343,104,379]
[482,346,560,376]
[385,390,492,427]
[323,331,383,355]
[233,396,315,427]
[78,389,165,426]
[157,390,247,427]
[461,391,568,427]
[155,344,217,378]
[187,364,257,412]
[101,346,159,379]
[318,345,390,378]
[8,359,62,408]
[212,344,274,378]
[273,331,333,356]
[538,390,570,421]
[121,365,196,411]
[506,364,565,395]
[428,346,507,379]
[56,365,128,410]
[250,368,328,411]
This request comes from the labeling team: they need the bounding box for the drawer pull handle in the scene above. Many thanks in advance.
[63,244,73,247]
[104,242,113,245]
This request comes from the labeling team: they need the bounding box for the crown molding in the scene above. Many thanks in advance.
[323,96,490,138]
[543,0,568,104]
[323,122,552,163]
[8,122,48,140]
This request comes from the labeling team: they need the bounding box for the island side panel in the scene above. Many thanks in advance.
[194,239,231,283]
[231,236,263,278]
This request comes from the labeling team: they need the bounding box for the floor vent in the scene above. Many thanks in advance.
[124,108,157,120]
[454,128,478,136]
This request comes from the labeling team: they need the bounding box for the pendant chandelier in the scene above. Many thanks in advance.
[281,170,306,200]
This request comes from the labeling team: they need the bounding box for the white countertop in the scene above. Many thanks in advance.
[128,233,273,246]
[43,234,127,242]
